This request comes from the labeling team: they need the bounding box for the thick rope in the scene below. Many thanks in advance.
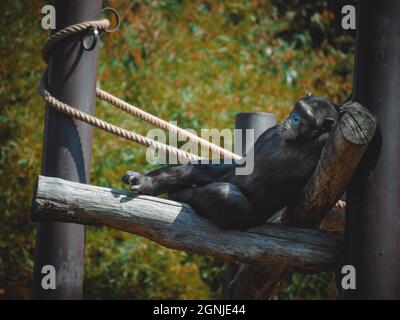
[96,88,241,160]
[38,18,345,209]
[42,19,110,63]
[38,72,200,161]
[41,19,240,161]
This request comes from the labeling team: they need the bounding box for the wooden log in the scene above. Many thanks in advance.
[31,175,342,272]
[228,260,287,300]
[227,207,345,299]
[228,102,377,299]
[319,208,346,233]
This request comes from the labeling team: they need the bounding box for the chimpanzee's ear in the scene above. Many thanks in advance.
[321,117,336,132]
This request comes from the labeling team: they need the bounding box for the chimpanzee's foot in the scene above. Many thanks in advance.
[122,170,155,195]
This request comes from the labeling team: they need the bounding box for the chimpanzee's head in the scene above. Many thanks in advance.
[282,93,339,143]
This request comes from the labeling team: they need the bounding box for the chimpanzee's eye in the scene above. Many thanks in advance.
[292,114,300,122]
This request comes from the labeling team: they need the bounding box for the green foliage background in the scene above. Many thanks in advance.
[0,0,354,299]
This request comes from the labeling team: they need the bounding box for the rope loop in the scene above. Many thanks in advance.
[42,19,110,63]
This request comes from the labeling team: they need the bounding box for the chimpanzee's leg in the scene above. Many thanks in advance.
[122,160,234,196]
[169,182,264,230]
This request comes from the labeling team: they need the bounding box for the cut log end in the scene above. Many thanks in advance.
[341,108,376,145]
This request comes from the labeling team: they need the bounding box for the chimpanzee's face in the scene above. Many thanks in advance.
[282,95,338,143]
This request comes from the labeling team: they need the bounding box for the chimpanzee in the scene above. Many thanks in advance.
[122,94,339,230]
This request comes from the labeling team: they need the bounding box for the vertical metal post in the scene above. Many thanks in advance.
[224,112,276,297]
[343,0,400,299]
[234,112,277,156]
[32,0,102,299]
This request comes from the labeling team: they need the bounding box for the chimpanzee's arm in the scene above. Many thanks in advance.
[123,160,234,195]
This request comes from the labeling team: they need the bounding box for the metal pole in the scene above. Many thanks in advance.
[224,112,276,297]
[343,0,400,299]
[234,112,277,156]
[32,0,102,299]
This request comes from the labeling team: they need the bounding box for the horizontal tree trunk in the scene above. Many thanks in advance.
[31,175,342,272]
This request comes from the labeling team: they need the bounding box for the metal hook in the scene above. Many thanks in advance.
[101,7,121,33]
[82,26,99,51]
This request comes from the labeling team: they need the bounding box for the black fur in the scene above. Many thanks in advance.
[122,95,339,230]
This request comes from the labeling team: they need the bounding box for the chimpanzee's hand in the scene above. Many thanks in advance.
[122,170,155,195]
